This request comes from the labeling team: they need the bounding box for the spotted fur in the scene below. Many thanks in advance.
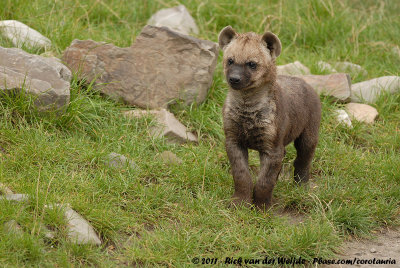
[219,26,321,209]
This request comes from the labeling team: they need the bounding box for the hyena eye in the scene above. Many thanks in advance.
[227,58,234,65]
[247,61,257,69]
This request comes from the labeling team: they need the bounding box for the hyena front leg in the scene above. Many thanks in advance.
[253,150,284,210]
[225,142,253,207]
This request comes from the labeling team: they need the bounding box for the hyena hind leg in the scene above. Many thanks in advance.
[293,130,318,183]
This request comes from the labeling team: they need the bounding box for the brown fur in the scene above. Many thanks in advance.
[218,26,321,209]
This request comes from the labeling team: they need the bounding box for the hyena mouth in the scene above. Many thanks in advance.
[229,82,244,90]
[229,81,254,90]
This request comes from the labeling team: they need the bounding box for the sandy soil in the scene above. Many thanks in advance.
[328,228,400,268]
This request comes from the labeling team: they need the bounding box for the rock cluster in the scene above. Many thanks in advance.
[2,6,210,142]
[0,185,102,245]
[279,59,399,125]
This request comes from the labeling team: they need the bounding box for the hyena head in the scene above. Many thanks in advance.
[218,26,281,91]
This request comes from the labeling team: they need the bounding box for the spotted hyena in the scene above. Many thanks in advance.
[219,26,321,209]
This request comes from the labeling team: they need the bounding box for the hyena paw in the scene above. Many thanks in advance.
[294,169,310,183]
[253,200,272,211]
[230,194,252,208]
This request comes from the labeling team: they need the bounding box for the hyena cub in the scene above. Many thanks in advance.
[219,26,321,209]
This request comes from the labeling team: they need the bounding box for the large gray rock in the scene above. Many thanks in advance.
[277,61,310,76]
[0,20,51,49]
[62,25,218,109]
[124,109,197,143]
[147,5,199,35]
[351,76,400,103]
[0,47,71,112]
[345,103,378,124]
[296,73,351,102]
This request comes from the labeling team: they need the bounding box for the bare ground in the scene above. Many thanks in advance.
[329,228,400,268]
[277,208,400,267]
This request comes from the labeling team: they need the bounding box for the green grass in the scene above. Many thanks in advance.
[1,0,400,266]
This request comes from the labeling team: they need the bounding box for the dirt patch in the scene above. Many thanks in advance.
[327,228,400,267]
[274,208,306,225]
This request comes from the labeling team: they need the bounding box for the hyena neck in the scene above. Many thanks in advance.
[228,82,278,110]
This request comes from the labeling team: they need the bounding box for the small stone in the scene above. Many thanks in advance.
[317,61,337,73]
[392,46,400,58]
[106,152,137,170]
[345,103,378,124]
[335,109,352,127]
[351,76,400,103]
[39,223,55,240]
[3,220,24,236]
[0,193,29,202]
[296,73,351,102]
[64,207,101,245]
[334,61,367,77]
[0,20,51,49]
[124,109,197,144]
[157,151,182,165]
[370,248,377,253]
[277,61,311,76]
[45,203,66,210]
[0,183,13,195]
[147,5,199,35]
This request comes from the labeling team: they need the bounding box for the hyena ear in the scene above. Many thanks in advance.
[262,32,282,59]
[218,26,236,50]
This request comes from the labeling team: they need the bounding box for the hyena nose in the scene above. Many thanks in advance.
[229,76,241,84]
